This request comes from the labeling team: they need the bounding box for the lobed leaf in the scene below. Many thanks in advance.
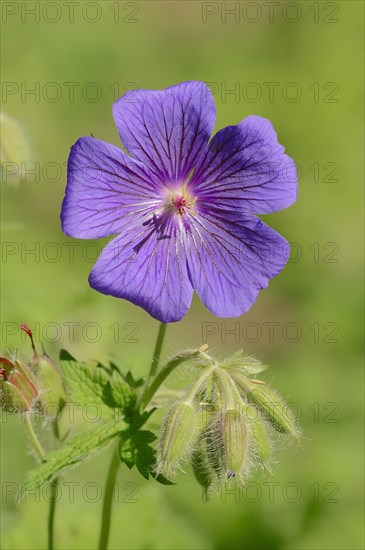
[119,418,173,485]
[60,359,136,421]
[17,419,125,502]
[60,359,113,418]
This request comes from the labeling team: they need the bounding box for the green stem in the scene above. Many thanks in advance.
[139,322,167,407]
[48,478,58,550]
[98,446,121,550]
[185,365,216,403]
[140,350,203,410]
[25,413,45,463]
[48,419,61,550]
[25,415,58,550]
[148,322,167,380]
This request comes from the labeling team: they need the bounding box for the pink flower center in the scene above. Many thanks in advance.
[172,195,188,215]
[165,184,197,217]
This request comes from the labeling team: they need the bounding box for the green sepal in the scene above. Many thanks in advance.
[35,356,66,419]
[220,351,269,375]
[0,379,28,412]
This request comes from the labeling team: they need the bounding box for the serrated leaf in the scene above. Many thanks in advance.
[59,349,76,362]
[109,370,136,410]
[17,419,125,502]
[119,428,156,479]
[124,370,144,389]
[60,360,114,419]
[118,421,173,485]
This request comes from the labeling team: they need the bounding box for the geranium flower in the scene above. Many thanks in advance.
[61,81,297,322]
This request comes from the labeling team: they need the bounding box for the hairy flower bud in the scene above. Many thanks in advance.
[154,351,300,490]
[192,441,217,494]
[35,355,66,420]
[241,380,300,440]
[20,323,65,420]
[157,401,198,478]
[241,403,271,464]
[0,378,28,412]
[0,358,38,413]
[221,409,249,475]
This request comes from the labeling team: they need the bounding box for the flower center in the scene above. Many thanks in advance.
[166,183,197,217]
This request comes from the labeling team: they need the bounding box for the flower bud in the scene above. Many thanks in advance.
[192,441,217,494]
[157,401,198,478]
[198,402,217,433]
[34,355,66,420]
[0,358,37,412]
[221,410,249,475]
[21,323,65,420]
[241,403,271,464]
[243,380,300,440]
[206,406,250,481]
[0,378,28,412]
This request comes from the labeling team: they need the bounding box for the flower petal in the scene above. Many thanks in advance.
[89,217,193,323]
[61,136,161,239]
[186,212,290,318]
[193,116,297,214]
[112,81,216,182]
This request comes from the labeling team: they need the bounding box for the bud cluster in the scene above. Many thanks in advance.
[156,351,300,490]
[0,324,65,418]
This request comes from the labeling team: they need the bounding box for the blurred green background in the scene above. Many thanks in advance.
[1,1,364,549]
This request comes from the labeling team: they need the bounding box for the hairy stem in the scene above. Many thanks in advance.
[140,350,204,410]
[25,413,45,463]
[98,446,121,550]
[25,414,58,550]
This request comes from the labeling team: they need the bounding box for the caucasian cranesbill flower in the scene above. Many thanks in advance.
[61,81,297,322]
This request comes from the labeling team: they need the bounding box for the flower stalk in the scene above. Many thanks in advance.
[24,413,45,463]
[98,445,121,550]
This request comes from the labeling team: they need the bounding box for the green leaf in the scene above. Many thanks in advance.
[119,428,156,479]
[118,425,173,485]
[108,370,137,410]
[108,363,144,389]
[59,349,76,362]
[151,472,175,485]
[124,370,144,389]
[60,360,114,419]
[60,360,137,422]
[17,419,125,502]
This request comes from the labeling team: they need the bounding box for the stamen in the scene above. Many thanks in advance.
[168,182,197,217]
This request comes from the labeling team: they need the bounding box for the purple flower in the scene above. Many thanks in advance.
[61,81,297,323]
